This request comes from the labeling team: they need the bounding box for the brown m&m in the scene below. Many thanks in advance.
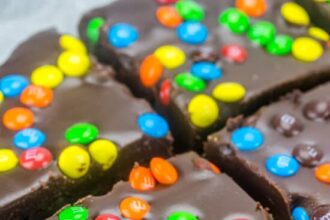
[292,143,323,167]
[303,100,330,121]
[271,113,304,137]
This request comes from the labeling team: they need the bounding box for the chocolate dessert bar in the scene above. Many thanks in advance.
[0,30,172,219]
[49,152,271,220]
[79,0,330,151]
[205,83,330,220]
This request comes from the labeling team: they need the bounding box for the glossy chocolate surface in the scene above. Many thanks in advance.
[49,152,271,220]
[0,30,172,219]
[79,0,330,150]
[206,83,330,219]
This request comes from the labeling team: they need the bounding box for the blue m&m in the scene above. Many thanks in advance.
[138,113,169,138]
[266,154,300,177]
[191,62,222,80]
[177,21,208,45]
[231,127,264,151]
[0,75,29,97]
[13,128,46,150]
[292,207,310,220]
[108,23,139,48]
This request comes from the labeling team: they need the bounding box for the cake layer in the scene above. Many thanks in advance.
[49,152,271,220]
[0,30,172,219]
[79,0,330,152]
[205,82,330,220]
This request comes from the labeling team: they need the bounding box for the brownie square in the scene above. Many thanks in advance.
[0,30,172,219]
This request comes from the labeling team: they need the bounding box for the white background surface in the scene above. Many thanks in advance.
[0,0,113,63]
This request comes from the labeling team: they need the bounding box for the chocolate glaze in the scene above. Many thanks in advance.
[205,82,330,220]
[0,30,172,219]
[79,0,330,152]
[49,152,271,220]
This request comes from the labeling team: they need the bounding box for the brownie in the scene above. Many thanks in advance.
[297,0,330,33]
[79,0,330,152]
[0,30,172,219]
[205,83,330,220]
[49,152,271,220]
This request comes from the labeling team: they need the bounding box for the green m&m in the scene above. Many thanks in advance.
[219,8,250,34]
[247,21,276,46]
[86,17,105,45]
[65,123,99,145]
[58,206,88,220]
[176,0,205,21]
[167,211,198,220]
[175,73,206,92]
[266,35,293,56]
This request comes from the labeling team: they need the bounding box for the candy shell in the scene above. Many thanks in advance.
[177,21,208,45]
[59,34,87,54]
[0,149,18,172]
[108,23,139,48]
[154,45,186,69]
[31,65,64,89]
[88,139,118,170]
[315,163,330,184]
[236,0,267,17]
[86,17,105,45]
[58,206,88,220]
[150,157,178,185]
[65,123,99,145]
[266,154,300,177]
[292,37,323,62]
[0,75,29,98]
[13,128,46,150]
[57,51,90,77]
[231,127,264,151]
[120,197,150,219]
[219,8,250,34]
[138,113,169,138]
[20,85,53,108]
[139,55,164,87]
[212,82,246,103]
[281,2,310,26]
[19,147,52,170]
[156,6,182,28]
[175,0,205,21]
[129,165,156,191]
[175,72,206,92]
[3,107,34,131]
[191,62,222,80]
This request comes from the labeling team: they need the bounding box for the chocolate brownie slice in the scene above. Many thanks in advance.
[79,0,330,152]
[0,30,172,219]
[205,83,330,220]
[49,152,271,220]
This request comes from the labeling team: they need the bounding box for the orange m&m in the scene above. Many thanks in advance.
[20,85,53,108]
[150,157,178,185]
[315,163,330,184]
[156,6,182,28]
[3,107,34,131]
[236,0,267,17]
[129,164,156,191]
[139,55,164,87]
[120,197,150,219]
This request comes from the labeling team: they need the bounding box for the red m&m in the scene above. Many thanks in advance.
[95,214,120,220]
[221,45,247,63]
[159,79,171,106]
[19,147,53,170]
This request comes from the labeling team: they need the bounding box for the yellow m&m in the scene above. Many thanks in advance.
[31,65,64,88]
[292,37,323,62]
[89,139,118,170]
[154,45,186,69]
[57,51,90,77]
[0,149,18,172]
[188,94,219,128]
[281,2,310,26]
[0,91,4,104]
[212,82,246,103]
[308,27,329,42]
[58,145,90,179]
[59,35,87,54]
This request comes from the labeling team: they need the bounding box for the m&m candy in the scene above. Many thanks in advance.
[88,139,118,170]
[58,206,88,220]
[266,154,300,177]
[108,23,139,48]
[236,0,267,17]
[3,107,34,131]
[167,211,198,220]
[308,26,329,42]
[292,207,310,220]
[154,45,186,69]
[221,44,247,63]
[120,197,150,219]
[247,21,276,46]
[266,35,293,56]
[65,123,99,145]
[175,0,205,21]
[150,157,178,185]
[20,85,53,108]
[19,147,52,170]
[31,65,64,89]
[57,51,91,77]
[95,214,120,220]
[13,128,46,150]
[0,74,29,98]
[87,17,105,45]
[188,94,219,128]
[231,127,264,151]
[175,72,206,92]
[219,8,250,34]
[281,2,310,26]
[212,82,246,103]
[156,6,182,28]
[59,34,87,54]
[191,62,222,80]
[159,79,171,106]
[315,163,330,184]
[292,37,323,62]
[58,145,91,179]
[139,55,164,87]
[177,21,208,45]
[0,149,18,172]
[0,91,4,104]
[129,165,156,191]
[138,113,169,138]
